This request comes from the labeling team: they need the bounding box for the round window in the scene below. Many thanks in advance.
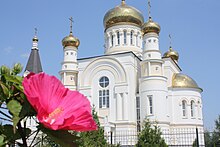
[99,76,109,88]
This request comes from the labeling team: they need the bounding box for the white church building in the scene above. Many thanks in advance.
[25,0,204,146]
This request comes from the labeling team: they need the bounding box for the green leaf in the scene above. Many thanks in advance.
[20,99,36,118]
[12,116,20,130]
[7,100,22,117]
[3,75,22,85]
[7,100,22,128]
[39,125,79,147]
[0,135,6,147]
[13,84,23,92]
[0,82,9,98]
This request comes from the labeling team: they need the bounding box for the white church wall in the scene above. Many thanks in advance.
[163,58,181,87]
[78,53,140,134]
[140,76,170,127]
[168,88,203,126]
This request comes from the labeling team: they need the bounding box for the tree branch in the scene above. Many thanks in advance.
[17,121,28,147]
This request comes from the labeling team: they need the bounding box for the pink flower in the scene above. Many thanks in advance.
[22,73,97,131]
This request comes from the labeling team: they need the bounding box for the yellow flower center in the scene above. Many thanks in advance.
[43,107,63,125]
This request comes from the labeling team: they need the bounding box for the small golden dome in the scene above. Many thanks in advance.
[62,32,80,48]
[103,1,144,29]
[172,73,202,90]
[163,47,179,61]
[32,36,38,42]
[142,17,160,35]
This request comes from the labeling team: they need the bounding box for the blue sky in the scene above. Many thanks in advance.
[0,0,219,130]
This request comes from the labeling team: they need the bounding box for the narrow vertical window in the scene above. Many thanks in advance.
[198,101,201,118]
[111,34,114,47]
[99,90,102,108]
[182,100,187,117]
[123,30,127,44]
[191,101,195,117]
[117,31,120,45]
[136,97,141,132]
[106,37,109,48]
[148,95,153,115]
[99,76,110,108]
[130,31,133,45]
[136,35,138,46]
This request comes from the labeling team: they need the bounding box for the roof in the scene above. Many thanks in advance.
[25,48,43,73]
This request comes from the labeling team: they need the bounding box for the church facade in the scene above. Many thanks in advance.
[57,1,204,146]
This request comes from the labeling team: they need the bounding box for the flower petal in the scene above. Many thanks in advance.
[23,73,97,131]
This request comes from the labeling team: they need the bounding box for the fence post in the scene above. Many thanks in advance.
[110,131,113,145]
[196,127,199,147]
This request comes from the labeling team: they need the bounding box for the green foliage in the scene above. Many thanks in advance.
[12,63,23,75]
[77,107,109,147]
[136,119,167,147]
[36,134,61,147]
[0,64,34,146]
[0,124,31,145]
[39,125,78,147]
[7,100,22,128]
[205,115,220,147]
[38,107,119,147]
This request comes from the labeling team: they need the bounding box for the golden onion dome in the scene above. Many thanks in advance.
[142,17,160,35]
[172,73,202,90]
[103,0,144,29]
[62,32,80,48]
[163,47,179,61]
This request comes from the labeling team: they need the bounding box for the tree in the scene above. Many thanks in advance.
[204,115,220,147]
[78,107,118,147]
[136,119,167,147]
[0,64,32,146]
[204,130,212,147]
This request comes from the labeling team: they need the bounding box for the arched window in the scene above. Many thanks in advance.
[111,34,114,47]
[117,31,120,45]
[99,76,109,108]
[130,31,133,45]
[191,100,195,117]
[123,30,127,45]
[182,100,187,117]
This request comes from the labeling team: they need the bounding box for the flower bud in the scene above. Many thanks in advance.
[0,65,10,75]
[12,63,23,75]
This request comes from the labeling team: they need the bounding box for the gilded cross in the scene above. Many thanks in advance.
[169,34,172,48]
[69,17,74,33]
[34,28,38,36]
[148,0,151,18]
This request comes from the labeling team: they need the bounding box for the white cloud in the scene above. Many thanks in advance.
[20,53,29,59]
[3,46,13,54]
